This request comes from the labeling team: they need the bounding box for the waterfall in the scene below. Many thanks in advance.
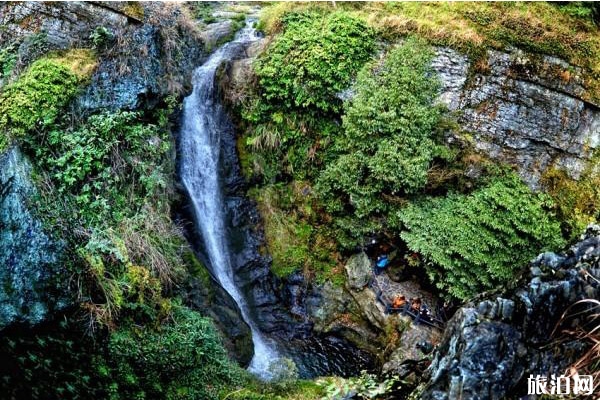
[179,23,280,379]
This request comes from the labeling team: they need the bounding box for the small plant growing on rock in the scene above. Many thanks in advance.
[89,26,114,49]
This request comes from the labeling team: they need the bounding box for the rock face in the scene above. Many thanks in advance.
[0,1,205,111]
[433,47,600,189]
[0,148,68,329]
[419,226,600,400]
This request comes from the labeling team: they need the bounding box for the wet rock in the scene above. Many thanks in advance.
[418,227,600,400]
[201,20,234,50]
[0,147,69,329]
[347,287,387,331]
[182,274,253,366]
[383,320,439,374]
[345,252,372,291]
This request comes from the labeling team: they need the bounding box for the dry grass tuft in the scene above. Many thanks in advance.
[47,48,98,80]
[118,207,188,288]
[556,293,600,392]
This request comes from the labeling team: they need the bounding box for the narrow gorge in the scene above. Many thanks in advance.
[0,2,599,400]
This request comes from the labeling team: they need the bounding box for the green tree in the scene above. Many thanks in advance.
[395,174,566,300]
[317,38,443,247]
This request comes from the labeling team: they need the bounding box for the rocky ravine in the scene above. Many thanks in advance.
[219,33,600,396]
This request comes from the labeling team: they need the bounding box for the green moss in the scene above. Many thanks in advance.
[542,157,600,239]
[252,183,340,283]
[0,59,79,150]
[0,49,97,153]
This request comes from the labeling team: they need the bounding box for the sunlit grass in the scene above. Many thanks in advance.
[259,1,600,102]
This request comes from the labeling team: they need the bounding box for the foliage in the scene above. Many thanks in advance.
[254,10,374,114]
[0,306,246,400]
[99,306,245,400]
[252,183,341,283]
[542,164,600,240]
[22,97,185,330]
[0,59,80,150]
[0,317,104,400]
[188,2,217,24]
[32,110,170,226]
[395,174,566,300]
[0,43,17,80]
[260,1,600,102]
[89,26,114,49]
[316,38,443,248]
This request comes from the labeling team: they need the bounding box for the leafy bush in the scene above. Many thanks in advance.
[100,306,245,400]
[32,110,171,226]
[89,26,114,49]
[29,106,185,329]
[316,38,442,248]
[254,11,375,114]
[395,174,566,300]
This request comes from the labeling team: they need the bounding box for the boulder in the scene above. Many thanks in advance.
[345,252,372,290]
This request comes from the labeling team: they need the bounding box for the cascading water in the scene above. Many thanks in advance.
[179,22,280,379]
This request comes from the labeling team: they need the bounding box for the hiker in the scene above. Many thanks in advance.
[418,304,433,325]
[410,298,422,314]
[375,254,389,275]
[392,295,406,309]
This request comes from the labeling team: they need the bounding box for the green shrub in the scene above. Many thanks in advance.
[32,110,171,226]
[89,26,114,49]
[101,306,245,400]
[0,59,80,144]
[254,10,375,114]
[395,174,566,300]
[316,37,442,248]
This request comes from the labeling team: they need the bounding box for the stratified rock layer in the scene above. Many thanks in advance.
[434,47,600,188]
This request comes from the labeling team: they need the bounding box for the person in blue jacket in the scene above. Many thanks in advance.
[375,254,389,275]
